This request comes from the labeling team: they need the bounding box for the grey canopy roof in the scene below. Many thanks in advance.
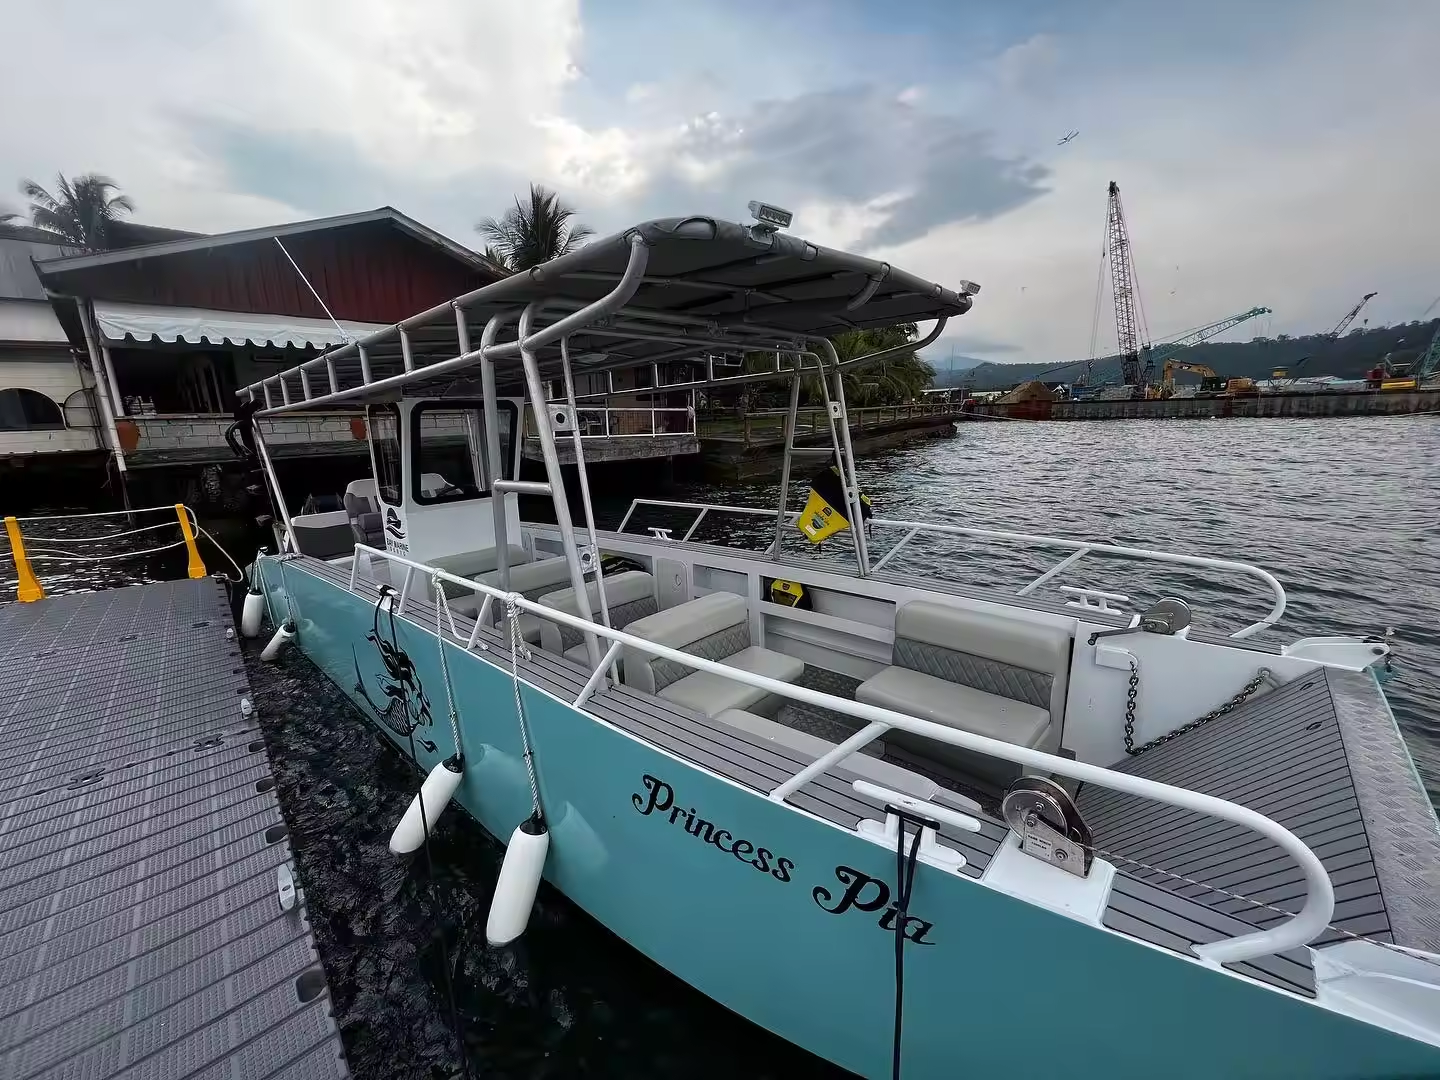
[244,215,978,412]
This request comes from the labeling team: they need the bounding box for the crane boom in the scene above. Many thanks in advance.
[1416,323,1440,384]
[1105,181,1146,386]
[1143,306,1273,373]
[1329,292,1376,339]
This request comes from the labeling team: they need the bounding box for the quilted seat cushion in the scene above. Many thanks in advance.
[856,666,1049,749]
[659,646,804,718]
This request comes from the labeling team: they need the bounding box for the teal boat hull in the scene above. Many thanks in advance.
[262,559,1440,1080]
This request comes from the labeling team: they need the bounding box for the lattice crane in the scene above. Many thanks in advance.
[1329,292,1377,339]
[1105,181,1149,387]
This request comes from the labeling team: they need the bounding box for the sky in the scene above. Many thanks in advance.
[2,0,1437,367]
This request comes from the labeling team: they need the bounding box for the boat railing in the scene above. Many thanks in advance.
[524,404,696,440]
[615,498,1287,640]
[342,542,1334,966]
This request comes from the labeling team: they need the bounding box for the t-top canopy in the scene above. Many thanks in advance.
[241,214,978,413]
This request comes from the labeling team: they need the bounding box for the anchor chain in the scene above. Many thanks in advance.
[1124,661,1272,756]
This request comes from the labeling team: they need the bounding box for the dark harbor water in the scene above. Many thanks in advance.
[3,414,1436,1079]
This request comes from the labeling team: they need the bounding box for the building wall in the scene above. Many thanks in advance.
[0,353,90,405]
[0,350,100,457]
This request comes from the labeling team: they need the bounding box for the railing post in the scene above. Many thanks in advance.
[175,505,207,579]
[4,517,44,602]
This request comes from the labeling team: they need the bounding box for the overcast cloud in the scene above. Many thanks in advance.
[1,0,1436,365]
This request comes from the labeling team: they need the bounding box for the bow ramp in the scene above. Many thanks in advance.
[1077,666,1440,994]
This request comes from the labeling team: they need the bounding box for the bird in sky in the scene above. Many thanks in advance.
[1057,130,1079,146]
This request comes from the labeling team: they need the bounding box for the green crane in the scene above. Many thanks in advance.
[1140,306,1273,386]
[1415,323,1440,385]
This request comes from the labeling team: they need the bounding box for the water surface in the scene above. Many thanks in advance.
[4,413,1435,1077]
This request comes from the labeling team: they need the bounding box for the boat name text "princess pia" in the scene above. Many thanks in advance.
[631,774,937,944]
[633,774,795,881]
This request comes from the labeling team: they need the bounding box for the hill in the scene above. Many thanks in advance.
[953,321,1440,391]
[924,353,987,384]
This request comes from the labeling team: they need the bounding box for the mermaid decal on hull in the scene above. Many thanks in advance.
[352,585,438,754]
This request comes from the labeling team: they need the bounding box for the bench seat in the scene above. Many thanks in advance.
[660,647,805,716]
[538,570,657,656]
[622,592,804,719]
[856,666,1050,748]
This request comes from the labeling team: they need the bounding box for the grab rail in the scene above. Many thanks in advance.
[615,499,1287,640]
[339,542,1334,966]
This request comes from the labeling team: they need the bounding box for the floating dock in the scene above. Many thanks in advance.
[0,579,348,1079]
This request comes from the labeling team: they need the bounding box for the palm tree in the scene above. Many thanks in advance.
[800,323,934,406]
[19,173,135,251]
[476,184,594,273]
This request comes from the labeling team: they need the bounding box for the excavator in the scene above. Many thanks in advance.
[1156,359,1254,398]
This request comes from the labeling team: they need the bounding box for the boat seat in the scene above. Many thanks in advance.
[622,592,804,718]
[537,570,657,656]
[462,556,578,641]
[713,709,947,802]
[856,600,1071,778]
[342,492,384,548]
[431,545,533,602]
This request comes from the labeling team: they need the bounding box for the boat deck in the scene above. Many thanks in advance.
[1080,666,1440,996]
[0,579,348,1080]
[304,555,1440,1004]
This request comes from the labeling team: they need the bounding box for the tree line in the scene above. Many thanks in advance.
[947,321,1440,391]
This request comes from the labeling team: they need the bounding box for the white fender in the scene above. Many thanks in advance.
[240,590,265,638]
[486,817,549,946]
[389,755,465,854]
[260,620,295,661]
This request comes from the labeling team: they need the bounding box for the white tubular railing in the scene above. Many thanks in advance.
[527,405,695,440]
[340,543,1334,965]
[616,498,795,538]
[613,499,1287,641]
[870,517,1286,640]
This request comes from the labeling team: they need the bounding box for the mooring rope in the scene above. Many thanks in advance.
[505,593,544,822]
[432,575,466,759]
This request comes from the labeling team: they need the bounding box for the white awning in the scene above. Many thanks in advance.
[93,300,386,350]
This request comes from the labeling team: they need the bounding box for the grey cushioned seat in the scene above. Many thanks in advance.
[622,592,804,718]
[538,570,657,656]
[464,556,576,640]
[856,600,1072,776]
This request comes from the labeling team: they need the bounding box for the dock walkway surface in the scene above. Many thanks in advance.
[0,579,348,1079]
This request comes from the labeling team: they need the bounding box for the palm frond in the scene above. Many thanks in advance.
[19,172,134,251]
[474,183,594,272]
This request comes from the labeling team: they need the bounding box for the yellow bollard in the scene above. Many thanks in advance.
[4,516,45,602]
[175,504,207,579]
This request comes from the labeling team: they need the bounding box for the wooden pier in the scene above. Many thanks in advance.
[699,403,962,480]
[0,579,348,1079]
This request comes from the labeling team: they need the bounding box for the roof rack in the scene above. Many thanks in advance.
[237,215,977,414]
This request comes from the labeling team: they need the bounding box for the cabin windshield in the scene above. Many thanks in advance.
[412,400,516,505]
[367,404,402,507]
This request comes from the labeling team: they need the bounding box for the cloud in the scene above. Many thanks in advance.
[3,0,1437,373]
